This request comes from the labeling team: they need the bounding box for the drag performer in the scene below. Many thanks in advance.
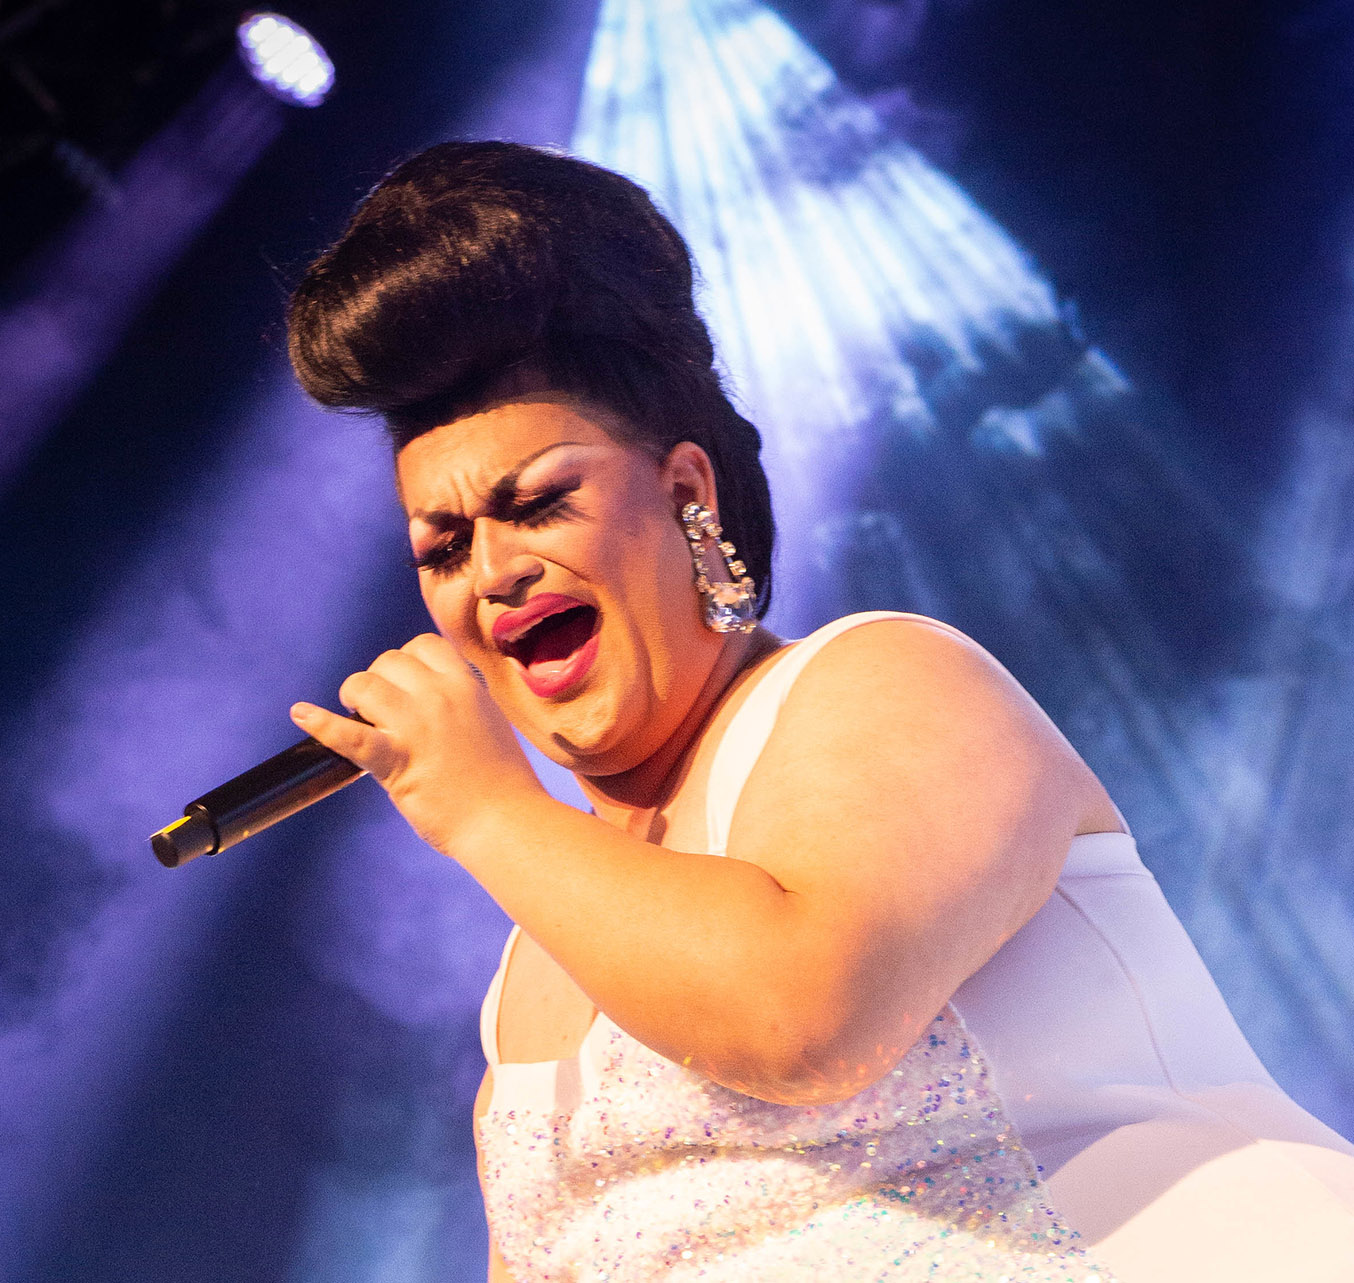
[286,141,1354,1280]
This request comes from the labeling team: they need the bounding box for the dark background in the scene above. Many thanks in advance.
[2,2,1352,1279]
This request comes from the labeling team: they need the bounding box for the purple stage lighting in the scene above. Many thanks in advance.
[236,12,334,107]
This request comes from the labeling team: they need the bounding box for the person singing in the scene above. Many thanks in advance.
[285,141,1354,1281]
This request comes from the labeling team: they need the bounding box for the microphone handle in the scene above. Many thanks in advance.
[151,736,366,868]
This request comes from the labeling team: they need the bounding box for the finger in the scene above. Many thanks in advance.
[366,647,442,692]
[403,632,479,679]
[336,667,429,730]
[364,646,485,702]
[290,702,399,779]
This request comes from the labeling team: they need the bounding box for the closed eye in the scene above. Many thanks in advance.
[510,485,577,527]
[409,486,579,576]
[409,531,472,575]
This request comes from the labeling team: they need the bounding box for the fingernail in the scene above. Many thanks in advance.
[290,703,313,722]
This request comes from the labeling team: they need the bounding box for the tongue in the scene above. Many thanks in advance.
[523,608,595,676]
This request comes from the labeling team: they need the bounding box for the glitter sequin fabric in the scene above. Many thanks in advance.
[479,1005,1116,1280]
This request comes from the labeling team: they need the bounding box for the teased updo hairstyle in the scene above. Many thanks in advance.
[287,141,774,616]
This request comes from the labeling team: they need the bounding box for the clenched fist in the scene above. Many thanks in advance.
[291,633,544,855]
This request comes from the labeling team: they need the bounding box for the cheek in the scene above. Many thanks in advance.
[611,525,701,654]
[654,522,698,609]
[418,577,477,646]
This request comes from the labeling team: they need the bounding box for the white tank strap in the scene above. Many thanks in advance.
[703,611,946,853]
[478,924,522,1066]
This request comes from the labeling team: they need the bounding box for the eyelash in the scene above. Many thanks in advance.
[411,488,577,575]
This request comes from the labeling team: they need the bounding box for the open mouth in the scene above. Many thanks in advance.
[503,604,596,667]
[498,603,600,696]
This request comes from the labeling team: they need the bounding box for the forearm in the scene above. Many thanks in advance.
[452,791,848,1099]
[289,644,874,1096]
[295,625,1072,1103]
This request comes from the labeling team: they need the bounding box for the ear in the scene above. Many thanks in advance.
[659,441,719,521]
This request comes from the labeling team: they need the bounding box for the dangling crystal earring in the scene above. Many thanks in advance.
[681,502,758,634]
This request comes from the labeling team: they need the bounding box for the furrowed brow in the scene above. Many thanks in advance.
[409,441,583,524]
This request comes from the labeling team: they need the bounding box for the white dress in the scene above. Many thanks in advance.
[478,612,1354,1280]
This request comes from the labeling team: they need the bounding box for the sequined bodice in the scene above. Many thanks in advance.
[479,1001,1110,1280]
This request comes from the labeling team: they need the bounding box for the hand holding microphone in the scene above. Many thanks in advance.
[149,635,535,866]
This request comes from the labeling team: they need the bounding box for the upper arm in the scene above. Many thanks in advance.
[725,618,1100,1074]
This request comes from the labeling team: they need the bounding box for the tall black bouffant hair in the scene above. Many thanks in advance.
[287,140,774,615]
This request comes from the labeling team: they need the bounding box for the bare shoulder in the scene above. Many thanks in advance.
[727,613,1112,897]
[769,613,1072,763]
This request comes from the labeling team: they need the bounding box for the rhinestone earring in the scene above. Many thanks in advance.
[681,502,757,634]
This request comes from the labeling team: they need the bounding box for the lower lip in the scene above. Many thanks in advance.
[517,632,600,699]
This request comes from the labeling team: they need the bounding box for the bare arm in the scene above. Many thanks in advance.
[297,619,1114,1104]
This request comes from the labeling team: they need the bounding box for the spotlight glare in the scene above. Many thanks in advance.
[256,31,294,60]
[236,11,334,107]
[242,17,278,46]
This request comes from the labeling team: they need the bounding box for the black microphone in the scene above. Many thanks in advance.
[150,731,366,868]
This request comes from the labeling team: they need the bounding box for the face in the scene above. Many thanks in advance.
[397,393,727,775]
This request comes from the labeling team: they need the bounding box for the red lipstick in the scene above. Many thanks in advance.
[492,594,600,698]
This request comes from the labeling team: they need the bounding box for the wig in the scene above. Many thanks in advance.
[287,141,774,614]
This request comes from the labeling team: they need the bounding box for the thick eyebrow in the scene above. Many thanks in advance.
[408,441,584,524]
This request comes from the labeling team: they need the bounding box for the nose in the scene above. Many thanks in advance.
[470,517,543,602]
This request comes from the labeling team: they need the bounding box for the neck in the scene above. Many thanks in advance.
[579,624,780,830]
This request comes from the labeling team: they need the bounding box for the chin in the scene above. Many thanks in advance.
[488,608,688,776]
[529,686,653,776]
[546,702,641,774]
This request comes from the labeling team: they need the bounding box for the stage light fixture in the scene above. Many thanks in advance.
[236,12,334,107]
